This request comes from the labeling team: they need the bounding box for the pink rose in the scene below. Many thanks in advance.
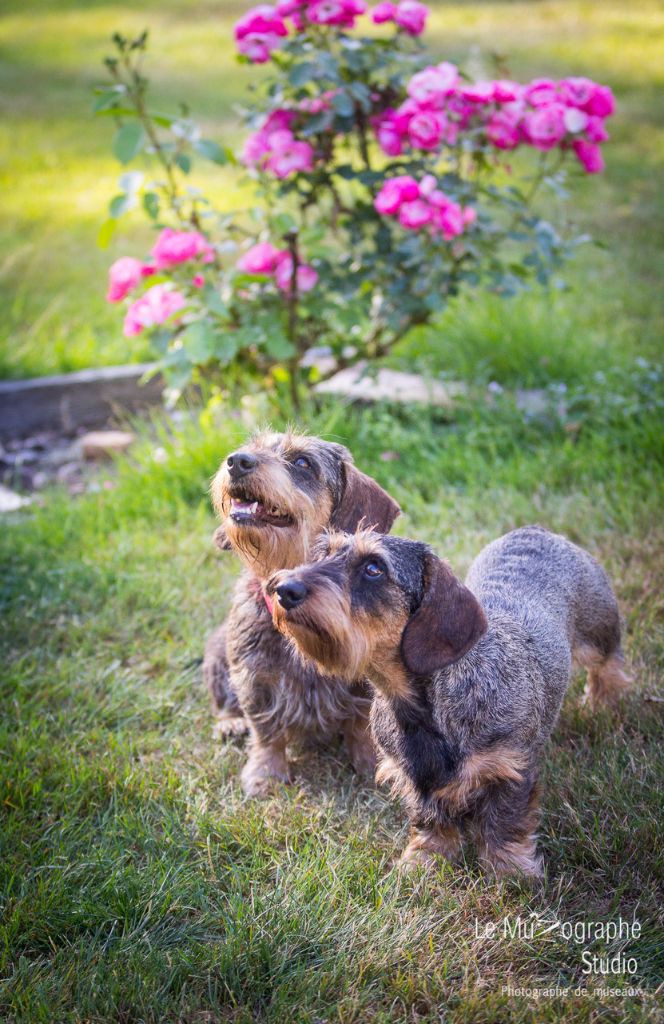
[243,121,315,178]
[234,4,288,62]
[263,109,297,133]
[307,0,366,27]
[522,103,566,150]
[585,116,609,143]
[398,199,432,229]
[524,78,559,107]
[242,129,271,166]
[586,84,615,118]
[559,76,595,109]
[460,81,495,104]
[491,80,522,103]
[236,37,273,62]
[235,4,289,39]
[445,93,474,131]
[419,174,437,196]
[407,109,446,150]
[192,274,205,289]
[394,0,428,35]
[106,257,145,303]
[392,99,420,135]
[373,110,404,156]
[266,133,315,177]
[242,111,297,168]
[374,175,420,214]
[274,254,318,292]
[573,139,604,174]
[238,242,282,274]
[433,201,464,240]
[428,189,449,208]
[298,90,336,114]
[486,109,522,150]
[123,284,187,338]
[151,228,214,270]
[371,1,397,22]
[276,0,304,13]
[407,63,458,106]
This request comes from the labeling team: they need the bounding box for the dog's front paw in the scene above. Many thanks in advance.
[213,714,249,740]
[349,741,376,778]
[398,826,462,873]
[240,753,290,798]
[344,722,376,778]
[397,846,440,873]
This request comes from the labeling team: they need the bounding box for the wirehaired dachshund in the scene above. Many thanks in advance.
[203,431,400,796]
[268,525,630,875]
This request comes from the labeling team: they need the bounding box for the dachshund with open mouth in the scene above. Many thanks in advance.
[203,431,400,796]
[267,526,630,875]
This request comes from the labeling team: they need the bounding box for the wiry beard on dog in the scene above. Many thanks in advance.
[270,573,371,681]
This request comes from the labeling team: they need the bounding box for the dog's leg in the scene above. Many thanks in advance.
[399,822,463,870]
[203,622,248,737]
[477,776,543,880]
[575,644,632,709]
[241,729,290,797]
[342,705,376,777]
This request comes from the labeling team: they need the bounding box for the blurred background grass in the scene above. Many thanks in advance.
[1,0,663,382]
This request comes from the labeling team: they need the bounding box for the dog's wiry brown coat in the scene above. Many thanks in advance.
[270,525,630,876]
[203,431,400,796]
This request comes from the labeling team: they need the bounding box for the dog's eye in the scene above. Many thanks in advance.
[293,456,311,469]
[364,562,383,579]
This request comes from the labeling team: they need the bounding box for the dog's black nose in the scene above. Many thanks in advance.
[276,580,308,610]
[227,450,257,479]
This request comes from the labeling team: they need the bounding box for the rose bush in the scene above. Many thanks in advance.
[96,9,614,406]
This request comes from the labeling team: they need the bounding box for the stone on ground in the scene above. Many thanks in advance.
[0,484,31,512]
[81,430,135,460]
[315,363,466,408]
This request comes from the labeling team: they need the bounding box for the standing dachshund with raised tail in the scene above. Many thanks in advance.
[267,526,630,876]
[203,431,400,796]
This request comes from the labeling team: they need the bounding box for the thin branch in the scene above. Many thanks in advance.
[285,229,302,412]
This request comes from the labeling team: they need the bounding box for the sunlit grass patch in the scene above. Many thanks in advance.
[2,0,664,379]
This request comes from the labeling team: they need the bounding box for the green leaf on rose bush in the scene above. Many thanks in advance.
[263,330,295,359]
[109,192,136,218]
[193,139,228,165]
[331,92,354,117]
[142,192,160,220]
[181,321,217,363]
[174,153,191,174]
[113,121,145,164]
[289,62,317,87]
[97,219,116,249]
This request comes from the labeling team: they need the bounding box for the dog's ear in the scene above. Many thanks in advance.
[331,462,400,534]
[401,552,487,676]
[212,524,233,551]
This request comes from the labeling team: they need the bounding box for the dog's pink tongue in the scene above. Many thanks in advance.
[230,498,264,515]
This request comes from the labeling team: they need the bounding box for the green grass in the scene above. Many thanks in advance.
[1,0,663,379]
[2,367,663,1021]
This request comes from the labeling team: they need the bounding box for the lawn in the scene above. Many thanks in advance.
[2,384,663,1021]
[2,1,664,1022]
